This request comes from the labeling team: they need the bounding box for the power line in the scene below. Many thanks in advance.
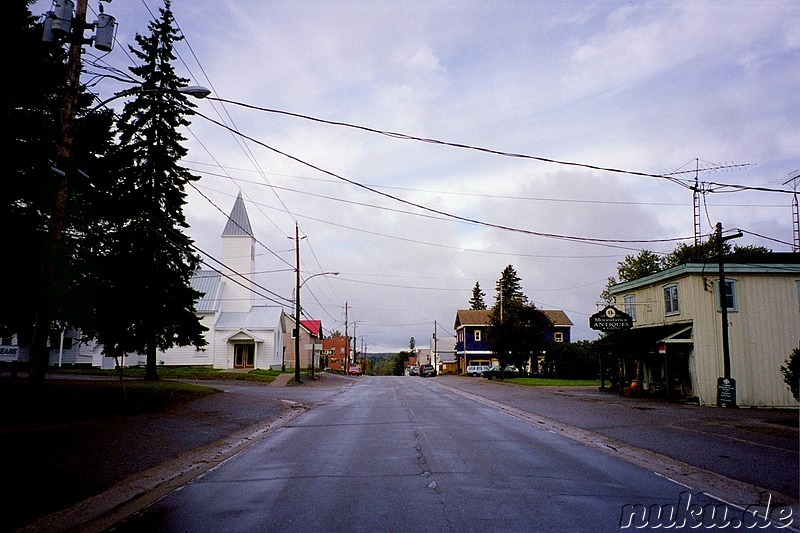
[205,98,696,188]
[191,108,696,246]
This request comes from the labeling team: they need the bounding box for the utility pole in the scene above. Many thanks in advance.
[344,301,348,372]
[433,321,438,370]
[30,0,90,385]
[352,320,360,366]
[715,221,742,407]
[294,223,302,384]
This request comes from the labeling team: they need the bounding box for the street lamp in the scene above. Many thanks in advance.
[89,85,211,113]
[293,255,339,384]
[298,271,339,381]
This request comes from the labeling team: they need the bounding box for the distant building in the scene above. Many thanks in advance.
[454,308,573,373]
[322,336,350,372]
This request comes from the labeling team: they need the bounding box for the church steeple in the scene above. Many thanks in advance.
[220,192,255,312]
[222,192,253,236]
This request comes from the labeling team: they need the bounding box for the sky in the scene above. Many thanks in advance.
[33,1,800,353]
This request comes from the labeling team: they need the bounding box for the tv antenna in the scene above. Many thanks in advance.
[666,159,752,245]
[782,169,800,252]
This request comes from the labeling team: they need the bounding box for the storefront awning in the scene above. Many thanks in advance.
[596,323,692,350]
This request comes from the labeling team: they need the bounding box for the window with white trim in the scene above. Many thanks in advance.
[554,332,564,343]
[474,329,482,342]
[623,294,636,322]
[664,284,679,315]
[714,280,738,312]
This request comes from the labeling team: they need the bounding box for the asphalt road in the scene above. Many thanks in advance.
[111,376,798,532]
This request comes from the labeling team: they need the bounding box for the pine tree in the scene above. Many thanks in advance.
[1,2,65,348]
[3,2,117,383]
[495,265,527,309]
[488,266,550,374]
[88,0,206,379]
[469,282,486,310]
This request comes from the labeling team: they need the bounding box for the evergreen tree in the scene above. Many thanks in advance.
[3,2,117,383]
[494,265,526,310]
[487,266,550,374]
[85,0,206,380]
[469,282,486,310]
[1,2,64,347]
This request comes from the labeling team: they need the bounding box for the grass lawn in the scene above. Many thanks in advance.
[47,365,286,382]
[0,366,292,423]
[0,379,220,425]
[506,377,601,387]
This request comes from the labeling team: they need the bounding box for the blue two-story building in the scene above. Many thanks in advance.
[454,309,573,373]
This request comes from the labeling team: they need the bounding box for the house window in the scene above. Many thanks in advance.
[715,280,738,312]
[474,329,482,342]
[664,284,679,315]
[554,332,564,343]
[623,294,636,322]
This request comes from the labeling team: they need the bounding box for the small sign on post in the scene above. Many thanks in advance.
[716,377,737,408]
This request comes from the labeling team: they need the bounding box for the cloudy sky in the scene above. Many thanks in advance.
[34,1,800,352]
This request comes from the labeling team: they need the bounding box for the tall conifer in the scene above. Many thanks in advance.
[91,0,206,379]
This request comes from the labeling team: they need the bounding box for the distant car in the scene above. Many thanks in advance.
[466,365,491,377]
[347,365,363,376]
[419,364,437,377]
[408,366,420,376]
[482,365,520,380]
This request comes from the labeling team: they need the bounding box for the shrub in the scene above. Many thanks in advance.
[781,348,799,401]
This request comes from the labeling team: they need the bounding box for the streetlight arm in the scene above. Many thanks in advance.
[299,271,339,289]
[88,85,211,114]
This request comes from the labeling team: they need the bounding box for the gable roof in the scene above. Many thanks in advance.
[454,308,573,328]
[222,192,253,237]
[542,310,573,327]
[454,309,491,329]
[301,319,322,337]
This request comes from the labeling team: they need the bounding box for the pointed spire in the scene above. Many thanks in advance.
[222,192,253,236]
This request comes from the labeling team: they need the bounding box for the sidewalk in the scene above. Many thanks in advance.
[435,375,799,509]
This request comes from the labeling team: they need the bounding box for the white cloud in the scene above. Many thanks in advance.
[29,0,800,349]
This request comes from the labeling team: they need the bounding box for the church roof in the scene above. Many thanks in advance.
[215,306,284,330]
[222,192,253,237]
[191,270,222,313]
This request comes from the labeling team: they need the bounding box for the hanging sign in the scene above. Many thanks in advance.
[589,306,634,332]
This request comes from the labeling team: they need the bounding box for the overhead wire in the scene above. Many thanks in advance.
[205,98,697,189]
[193,182,642,257]
[190,108,697,247]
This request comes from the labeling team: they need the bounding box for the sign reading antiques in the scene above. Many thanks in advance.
[589,306,633,332]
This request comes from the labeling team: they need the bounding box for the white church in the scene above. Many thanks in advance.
[35,193,285,370]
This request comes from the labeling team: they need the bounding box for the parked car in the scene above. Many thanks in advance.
[347,365,363,376]
[481,365,520,380]
[419,364,437,377]
[466,365,491,377]
[408,365,420,376]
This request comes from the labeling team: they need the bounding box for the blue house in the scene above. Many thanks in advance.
[454,309,573,373]
[454,310,494,371]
